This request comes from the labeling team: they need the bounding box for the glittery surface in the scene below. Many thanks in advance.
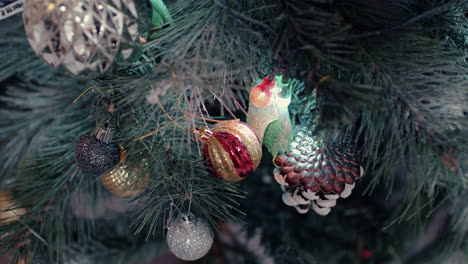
[201,121,262,182]
[204,133,242,182]
[166,214,214,261]
[75,135,120,176]
[262,109,292,157]
[216,132,253,178]
[0,190,26,225]
[246,100,279,143]
[247,76,293,157]
[273,126,364,215]
[212,121,262,169]
[100,163,150,197]
[23,0,138,75]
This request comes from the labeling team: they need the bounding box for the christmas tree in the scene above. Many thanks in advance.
[0,0,466,263]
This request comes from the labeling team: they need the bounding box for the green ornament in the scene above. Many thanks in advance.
[262,75,293,158]
[263,110,292,159]
[247,75,293,158]
[150,0,173,27]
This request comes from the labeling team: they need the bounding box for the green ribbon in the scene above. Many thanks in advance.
[150,0,173,27]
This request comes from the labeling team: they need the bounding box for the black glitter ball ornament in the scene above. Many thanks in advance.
[75,131,120,176]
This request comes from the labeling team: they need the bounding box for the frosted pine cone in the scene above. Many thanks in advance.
[273,126,364,215]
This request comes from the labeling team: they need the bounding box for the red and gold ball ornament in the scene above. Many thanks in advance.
[195,121,262,182]
[249,77,276,108]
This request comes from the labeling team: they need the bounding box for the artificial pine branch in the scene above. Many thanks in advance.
[0,0,466,263]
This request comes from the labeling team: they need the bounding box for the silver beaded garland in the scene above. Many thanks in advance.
[23,0,139,75]
[166,214,214,261]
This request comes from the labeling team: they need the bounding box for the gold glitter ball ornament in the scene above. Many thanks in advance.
[166,214,214,261]
[195,121,262,182]
[0,190,26,225]
[23,0,139,75]
[100,163,150,197]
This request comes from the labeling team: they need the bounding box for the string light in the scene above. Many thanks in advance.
[273,75,292,109]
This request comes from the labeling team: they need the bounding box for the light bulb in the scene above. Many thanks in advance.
[274,75,292,109]
[249,77,276,108]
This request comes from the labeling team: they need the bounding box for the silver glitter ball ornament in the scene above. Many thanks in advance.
[23,0,139,75]
[166,214,214,261]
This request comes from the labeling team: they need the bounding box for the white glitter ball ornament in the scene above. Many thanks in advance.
[166,214,214,261]
[23,0,139,75]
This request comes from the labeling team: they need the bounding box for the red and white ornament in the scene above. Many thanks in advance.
[249,77,276,108]
[273,126,364,215]
[195,121,262,182]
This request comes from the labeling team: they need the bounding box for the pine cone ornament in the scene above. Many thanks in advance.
[273,126,364,215]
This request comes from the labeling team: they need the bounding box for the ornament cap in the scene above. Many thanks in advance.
[181,213,193,223]
[96,128,113,143]
[194,126,213,142]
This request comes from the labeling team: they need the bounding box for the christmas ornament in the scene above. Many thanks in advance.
[195,121,262,182]
[149,0,173,27]
[166,213,214,261]
[247,75,292,157]
[100,161,150,197]
[75,129,120,176]
[262,75,292,157]
[0,190,26,225]
[23,0,139,75]
[249,77,276,108]
[0,0,23,21]
[273,126,364,215]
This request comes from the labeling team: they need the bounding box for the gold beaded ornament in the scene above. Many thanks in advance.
[0,190,26,225]
[100,148,150,197]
